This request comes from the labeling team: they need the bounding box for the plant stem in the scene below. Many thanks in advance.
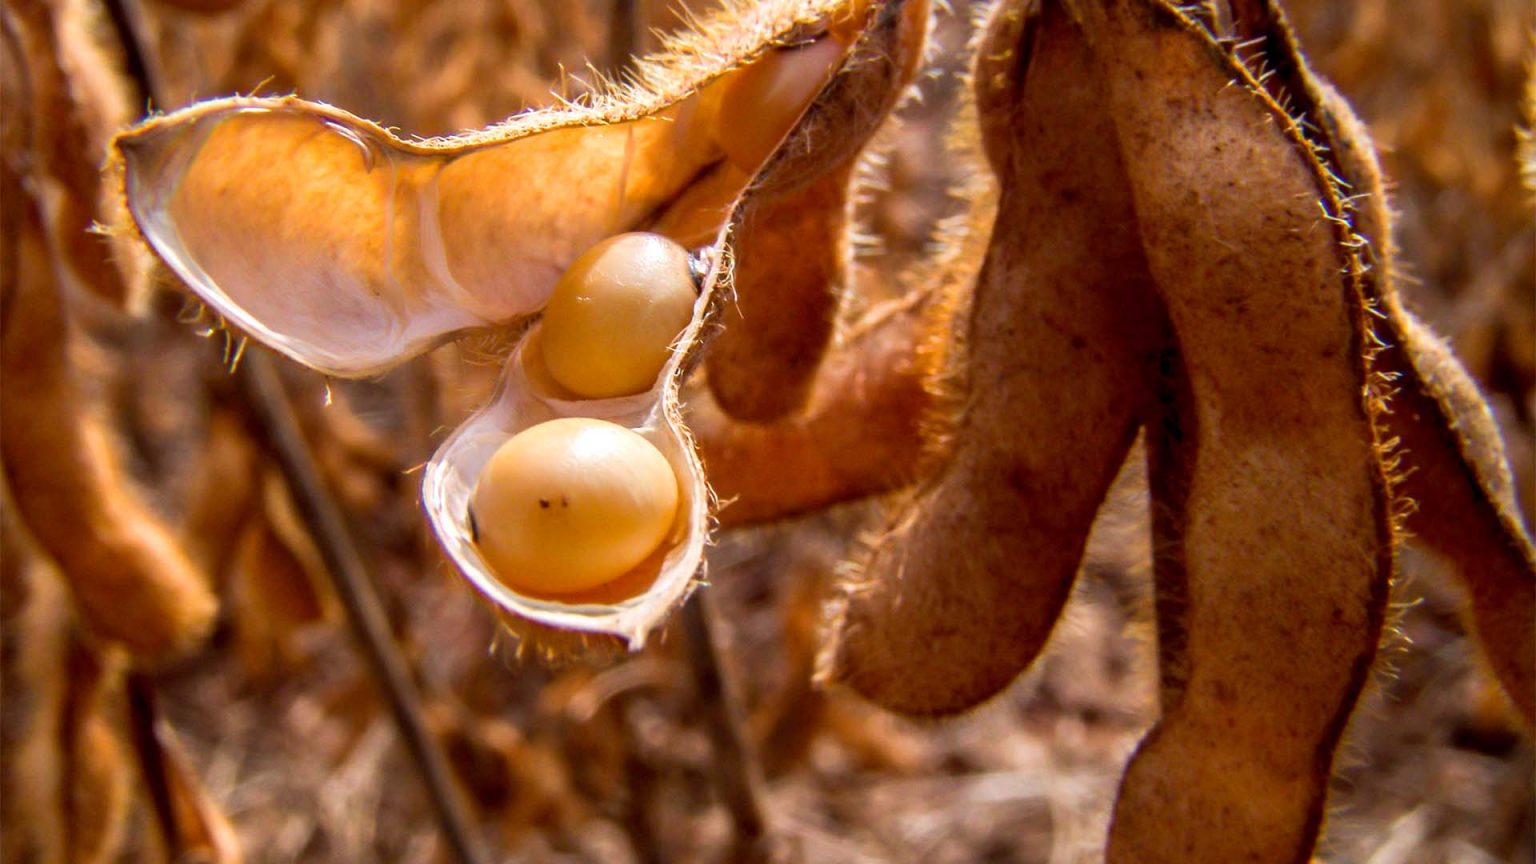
[682,595,772,858]
[237,351,490,864]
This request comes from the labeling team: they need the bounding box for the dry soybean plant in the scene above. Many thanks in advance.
[2,0,1532,862]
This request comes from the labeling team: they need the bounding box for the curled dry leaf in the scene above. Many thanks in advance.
[114,0,930,658]
[817,0,1533,861]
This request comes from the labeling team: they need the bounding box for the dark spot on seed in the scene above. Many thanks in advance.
[560,495,570,508]
[539,498,551,509]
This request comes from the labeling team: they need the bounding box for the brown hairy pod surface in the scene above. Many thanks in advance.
[1,162,216,667]
[692,286,938,527]
[824,0,1168,716]
[1077,3,1390,860]
[820,0,1530,859]
[1296,76,1536,724]
[704,0,931,421]
[114,0,927,659]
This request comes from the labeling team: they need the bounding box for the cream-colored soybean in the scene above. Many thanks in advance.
[471,418,679,595]
[540,233,697,399]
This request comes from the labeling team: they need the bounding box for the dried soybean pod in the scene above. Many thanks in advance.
[1,520,71,864]
[64,648,130,864]
[693,288,934,526]
[693,172,993,525]
[823,0,1166,715]
[704,0,930,421]
[1079,2,1391,861]
[1,169,216,667]
[1300,73,1536,724]
[705,166,853,421]
[1387,314,1536,721]
[1,546,134,864]
[111,0,899,378]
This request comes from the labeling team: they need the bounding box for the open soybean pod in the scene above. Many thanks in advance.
[112,0,929,659]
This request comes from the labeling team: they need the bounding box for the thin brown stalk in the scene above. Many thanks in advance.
[236,351,490,864]
[125,672,183,862]
[681,596,772,860]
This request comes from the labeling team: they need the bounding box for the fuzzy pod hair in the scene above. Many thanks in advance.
[816,0,1525,860]
[1293,67,1536,725]
[824,0,1169,718]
